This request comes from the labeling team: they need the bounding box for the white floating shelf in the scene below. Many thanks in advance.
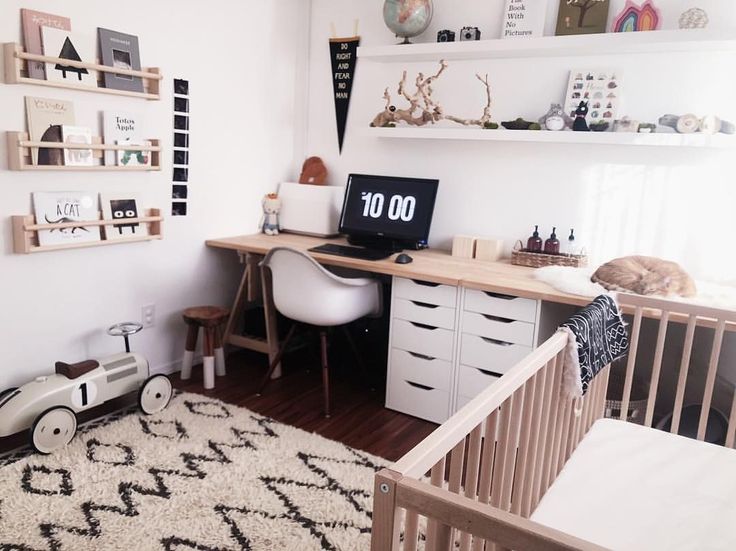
[364,127,736,148]
[357,29,736,63]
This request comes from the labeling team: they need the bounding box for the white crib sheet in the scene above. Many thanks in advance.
[530,418,736,551]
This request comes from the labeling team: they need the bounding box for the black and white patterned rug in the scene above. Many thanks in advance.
[0,392,386,550]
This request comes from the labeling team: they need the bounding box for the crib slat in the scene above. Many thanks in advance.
[472,409,499,551]
[500,386,526,511]
[698,318,727,441]
[435,439,467,550]
[460,425,483,551]
[510,373,538,516]
[644,311,670,428]
[425,457,446,551]
[671,315,697,435]
[520,367,547,518]
[490,396,514,508]
[555,394,574,474]
[531,359,556,510]
[565,398,583,459]
[620,307,643,421]
[403,510,419,551]
[541,353,564,493]
[726,391,736,449]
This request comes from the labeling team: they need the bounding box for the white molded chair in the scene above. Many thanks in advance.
[258,247,382,417]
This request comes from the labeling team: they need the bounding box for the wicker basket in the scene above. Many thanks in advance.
[511,241,588,268]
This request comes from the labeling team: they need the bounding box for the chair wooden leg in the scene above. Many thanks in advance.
[181,324,199,381]
[203,327,216,390]
[320,330,331,418]
[257,324,297,395]
[341,325,374,390]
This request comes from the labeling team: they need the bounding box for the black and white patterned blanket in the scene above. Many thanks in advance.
[559,295,629,397]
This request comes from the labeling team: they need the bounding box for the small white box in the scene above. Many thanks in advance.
[278,182,345,237]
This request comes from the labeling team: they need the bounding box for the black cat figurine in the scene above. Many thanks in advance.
[573,101,590,132]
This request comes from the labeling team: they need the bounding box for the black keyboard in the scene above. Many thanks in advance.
[309,243,394,261]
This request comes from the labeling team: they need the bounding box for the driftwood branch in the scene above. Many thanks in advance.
[370,62,494,129]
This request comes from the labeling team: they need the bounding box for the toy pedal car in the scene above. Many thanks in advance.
[0,324,172,454]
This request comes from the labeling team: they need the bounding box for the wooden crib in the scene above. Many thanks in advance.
[370,294,736,551]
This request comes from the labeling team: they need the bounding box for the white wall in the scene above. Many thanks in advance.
[0,0,308,388]
[306,0,736,282]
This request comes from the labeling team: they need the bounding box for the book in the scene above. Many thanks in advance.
[33,192,101,247]
[103,111,143,166]
[100,192,149,240]
[61,125,94,167]
[556,0,610,35]
[116,139,152,167]
[20,9,71,80]
[564,68,621,127]
[501,0,546,39]
[25,96,75,165]
[98,28,144,93]
[41,27,97,86]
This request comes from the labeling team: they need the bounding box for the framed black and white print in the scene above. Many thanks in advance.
[173,149,189,165]
[172,185,188,199]
[174,97,189,113]
[174,114,189,130]
[172,202,188,216]
[174,78,189,95]
[173,167,189,182]
[174,133,189,148]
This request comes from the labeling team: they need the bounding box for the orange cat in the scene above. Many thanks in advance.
[591,256,697,297]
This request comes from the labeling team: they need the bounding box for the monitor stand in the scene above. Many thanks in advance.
[347,234,425,252]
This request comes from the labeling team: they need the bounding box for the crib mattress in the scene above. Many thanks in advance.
[530,418,736,551]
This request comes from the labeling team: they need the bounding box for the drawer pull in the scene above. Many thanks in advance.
[480,336,513,347]
[411,279,440,288]
[481,314,514,324]
[410,321,439,331]
[483,291,516,300]
[408,351,436,361]
[406,380,435,391]
[475,367,503,378]
[410,300,440,309]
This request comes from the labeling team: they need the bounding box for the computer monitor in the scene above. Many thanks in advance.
[339,173,439,251]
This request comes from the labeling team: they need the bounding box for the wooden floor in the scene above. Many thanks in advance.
[173,350,438,462]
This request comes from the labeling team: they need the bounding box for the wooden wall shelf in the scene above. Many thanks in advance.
[7,132,161,171]
[12,209,163,254]
[357,29,736,63]
[364,127,736,148]
[3,43,161,100]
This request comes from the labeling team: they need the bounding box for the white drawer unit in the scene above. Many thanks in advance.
[386,373,451,424]
[389,349,453,391]
[462,311,535,347]
[456,364,501,400]
[392,298,456,330]
[393,277,458,308]
[392,319,455,361]
[464,289,538,323]
[460,334,532,375]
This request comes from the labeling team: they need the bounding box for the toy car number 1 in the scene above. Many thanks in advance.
[71,381,98,409]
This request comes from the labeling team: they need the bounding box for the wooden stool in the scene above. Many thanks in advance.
[180,306,229,389]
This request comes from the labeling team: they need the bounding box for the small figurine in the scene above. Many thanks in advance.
[679,7,708,29]
[590,121,610,132]
[614,117,640,133]
[638,123,656,134]
[539,103,572,131]
[501,118,541,131]
[261,193,281,236]
[572,101,590,132]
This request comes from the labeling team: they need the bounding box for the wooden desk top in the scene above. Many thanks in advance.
[205,233,592,307]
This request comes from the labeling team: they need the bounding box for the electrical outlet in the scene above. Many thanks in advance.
[142,304,155,328]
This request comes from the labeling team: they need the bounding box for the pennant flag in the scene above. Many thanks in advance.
[329,36,360,154]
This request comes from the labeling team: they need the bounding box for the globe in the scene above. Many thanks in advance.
[383,0,433,44]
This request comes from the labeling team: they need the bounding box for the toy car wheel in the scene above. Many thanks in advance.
[138,374,173,415]
[30,406,78,455]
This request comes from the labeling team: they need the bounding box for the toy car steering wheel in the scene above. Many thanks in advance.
[107,322,143,353]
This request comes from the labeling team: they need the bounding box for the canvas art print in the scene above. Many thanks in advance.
[101,193,148,240]
[564,69,621,127]
[61,125,93,167]
[41,27,97,86]
[33,192,101,247]
[98,28,144,93]
[25,96,75,165]
[556,0,610,35]
[20,9,71,80]
[501,0,546,38]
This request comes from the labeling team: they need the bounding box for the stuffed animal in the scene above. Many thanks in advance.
[261,193,281,236]
[573,101,590,132]
[539,103,572,131]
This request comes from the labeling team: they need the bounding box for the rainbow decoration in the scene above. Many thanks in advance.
[612,0,661,32]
